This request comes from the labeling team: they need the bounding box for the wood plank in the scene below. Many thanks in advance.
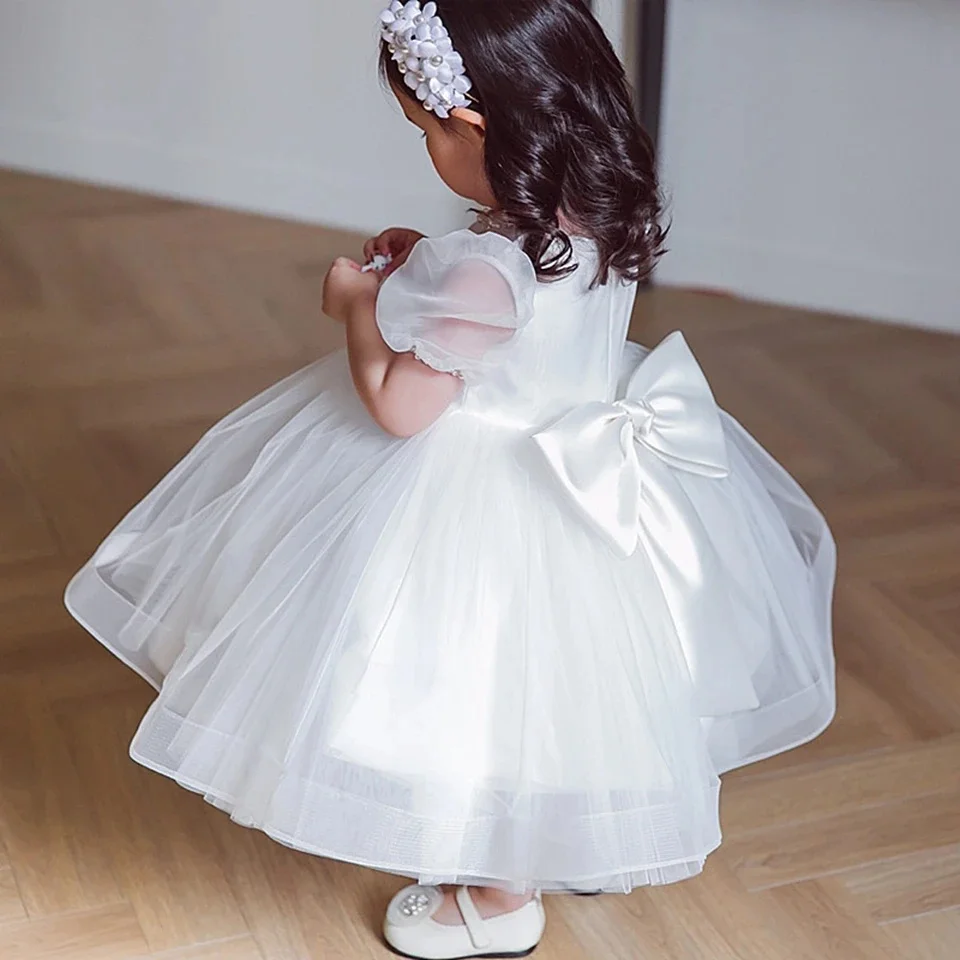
[208,820,385,960]
[131,936,265,960]
[882,909,960,960]
[832,583,960,739]
[0,866,27,924]
[61,699,250,953]
[722,736,960,836]
[766,880,901,960]
[0,678,127,916]
[841,844,960,924]
[723,791,960,891]
[0,904,147,960]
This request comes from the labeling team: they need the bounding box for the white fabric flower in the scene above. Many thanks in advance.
[380,1,473,119]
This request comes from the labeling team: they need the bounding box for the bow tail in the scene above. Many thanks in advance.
[534,406,644,558]
[632,456,762,717]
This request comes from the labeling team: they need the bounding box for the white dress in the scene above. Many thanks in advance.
[65,227,836,894]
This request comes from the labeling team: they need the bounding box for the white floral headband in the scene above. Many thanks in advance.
[380,1,474,119]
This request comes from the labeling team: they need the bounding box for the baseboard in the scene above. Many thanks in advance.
[656,230,960,335]
[0,111,463,236]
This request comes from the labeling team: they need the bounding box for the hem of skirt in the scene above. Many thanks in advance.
[713,677,838,776]
[66,560,835,890]
[127,739,720,892]
[65,563,163,692]
[717,685,837,777]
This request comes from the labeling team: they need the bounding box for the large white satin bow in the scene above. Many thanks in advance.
[534,332,730,558]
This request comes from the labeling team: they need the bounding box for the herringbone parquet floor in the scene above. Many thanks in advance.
[1,168,959,959]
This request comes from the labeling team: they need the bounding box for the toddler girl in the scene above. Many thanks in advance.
[66,2,836,957]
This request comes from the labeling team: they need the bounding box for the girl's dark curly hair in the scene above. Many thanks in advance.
[380,0,666,286]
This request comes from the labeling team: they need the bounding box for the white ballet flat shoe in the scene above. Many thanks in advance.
[383,885,546,960]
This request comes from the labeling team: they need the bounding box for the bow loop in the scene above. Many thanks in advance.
[533,332,730,557]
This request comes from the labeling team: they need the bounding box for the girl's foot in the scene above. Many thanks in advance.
[384,885,545,959]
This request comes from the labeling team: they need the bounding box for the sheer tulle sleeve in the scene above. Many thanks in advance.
[376,229,537,383]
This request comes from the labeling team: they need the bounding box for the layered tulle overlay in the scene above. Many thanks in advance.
[66,229,835,893]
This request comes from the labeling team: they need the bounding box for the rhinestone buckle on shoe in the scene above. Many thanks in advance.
[399,891,433,918]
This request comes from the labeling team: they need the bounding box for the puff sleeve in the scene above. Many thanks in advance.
[376,229,537,384]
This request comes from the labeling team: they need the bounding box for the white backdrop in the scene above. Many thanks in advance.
[0,0,627,239]
[657,0,960,332]
[595,0,627,60]
[0,0,464,235]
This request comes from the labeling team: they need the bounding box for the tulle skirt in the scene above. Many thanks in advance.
[65,344,836,893]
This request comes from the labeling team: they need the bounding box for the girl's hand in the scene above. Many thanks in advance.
[322,258,380,324]
[363,227,426,278]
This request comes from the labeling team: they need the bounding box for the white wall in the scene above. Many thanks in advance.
[0,0,464,236]
[658,0,960,333]
[595,0,628,61]
[0,1,629,239]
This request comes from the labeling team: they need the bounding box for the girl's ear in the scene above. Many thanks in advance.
[450,107,487,133]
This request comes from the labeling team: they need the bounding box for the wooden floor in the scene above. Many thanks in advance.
[1,168,959,960]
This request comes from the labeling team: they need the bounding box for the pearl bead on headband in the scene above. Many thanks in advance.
[380,1,474,119]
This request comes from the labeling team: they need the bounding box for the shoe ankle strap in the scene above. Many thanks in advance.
[455,887,493,951]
